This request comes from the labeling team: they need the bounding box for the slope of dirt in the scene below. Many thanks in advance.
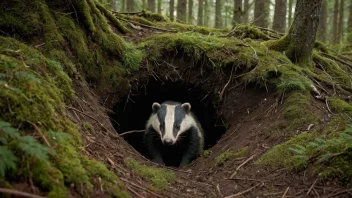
[1,2,352,198]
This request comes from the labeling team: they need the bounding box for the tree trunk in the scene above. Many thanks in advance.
[142,0,147,9]
[122,0,126,12]
[349,0,352,31]
[266,0,323,66]
[337,0,344,43]
[188,0,193,23]
[243,0,249,23]
[127,0,134,11]
[177,0,187,22]
[204,0,210,26]
[233,0,242,25]
[215,0,222,28]
[198,0,204,25]
[254,0,269,28]
[317,0,327,42]
[157,0,162,14]
[333,0,339,43]
[148,0,155,12]
[170,0,174,20]
[272,0,287,33]
[288,0,294,28]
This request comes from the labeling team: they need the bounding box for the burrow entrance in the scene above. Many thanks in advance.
[111,79,227,166]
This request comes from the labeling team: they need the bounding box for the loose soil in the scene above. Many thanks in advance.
[61,26,352,198]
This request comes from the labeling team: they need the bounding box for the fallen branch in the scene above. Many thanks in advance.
[282,187,289,198]
[230,154,256,178]
[121,178,163,198]
[126,185,145,198]
[28,121,52,147]
[325,188,352,198]
[113,11,142,15]
[67,106,109,132]
[119,130,145,136]
[0,188,45,198]
[116,16,176,32]
[307,178,318,195]
[223,182,263,198]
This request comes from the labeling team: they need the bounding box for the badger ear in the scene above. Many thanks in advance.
[181,103,191,113]
[152,102,161,113]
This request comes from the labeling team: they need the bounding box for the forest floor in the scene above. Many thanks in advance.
[63,25,352,198]
[2,4,352,197]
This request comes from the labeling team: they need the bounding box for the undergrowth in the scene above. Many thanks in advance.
[125,158,176,190]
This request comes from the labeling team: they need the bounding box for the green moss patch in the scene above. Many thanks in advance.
[257,132,315,169]
[125,158,176,190]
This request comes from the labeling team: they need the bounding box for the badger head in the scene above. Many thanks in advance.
[148,102,194,145]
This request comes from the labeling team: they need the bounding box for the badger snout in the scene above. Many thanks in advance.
[163,138,175,145]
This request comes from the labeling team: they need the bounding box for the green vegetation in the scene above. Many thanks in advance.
[125,158,176,190]
[214,147,249,166]
[0,36,127,196]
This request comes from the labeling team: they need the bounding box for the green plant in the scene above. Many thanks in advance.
[0,120,55,177]
[289,123,352,183]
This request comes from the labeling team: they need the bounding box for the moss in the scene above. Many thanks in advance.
[125,158,176,190]
[123,42,144,72]
[257,132,315,168]
[158,21,227,35]
[283,92,317,129]
[81,156,118,183]
[83,122,94,132]
[31,161,68,198]
[141,10,169,22]
[54,139,91,188]
[314,41,329,53]
[328,98,352,116]
[71,0,96,33]
[215,150,234,166]
[95,2,132,34]
[230,25,270,40]
[140,32,257,68]
[214,147,249,166]
[234,146,249,157]
[313,53,351,88]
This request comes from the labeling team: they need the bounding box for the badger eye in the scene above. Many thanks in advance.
[159,122,165,129]
[174,124,180,130]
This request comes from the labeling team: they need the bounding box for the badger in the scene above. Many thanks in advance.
[143,101,204,167]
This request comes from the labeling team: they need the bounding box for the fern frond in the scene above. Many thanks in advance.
[0,120,20,138]
[17,136,55,161]
[0,146,17,177]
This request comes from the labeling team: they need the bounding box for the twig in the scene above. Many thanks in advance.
[225,177,266,183]
[282,187,290,198]
[67,106,109,132]
[325,188,352,198]
[0,188,45,198]
[230,154,256,178]
[126,185,145,198]
[114,11,142,15]
[121,178,164,198]
[223,182,263,198]
[27,121,52,147]
[325,99,335,115]
[219,64,235,100]
[307,178,318,195]
[116,16,176,32]
[119,130,145,136]
[216,183,223,197]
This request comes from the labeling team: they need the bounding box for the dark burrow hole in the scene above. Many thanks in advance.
[111,80,227,167]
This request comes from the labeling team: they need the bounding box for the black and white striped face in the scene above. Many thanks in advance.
[147,101,194,145]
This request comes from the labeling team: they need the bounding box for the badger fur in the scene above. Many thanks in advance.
[143,101,204,167]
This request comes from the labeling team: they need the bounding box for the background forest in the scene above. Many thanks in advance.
[100,0,352,45]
